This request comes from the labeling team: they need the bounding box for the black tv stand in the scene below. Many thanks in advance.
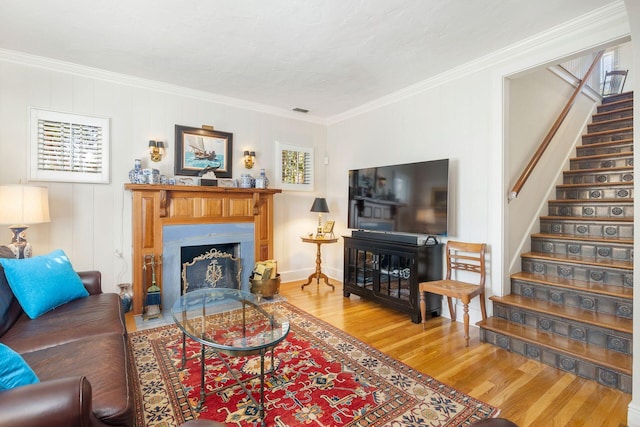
[343,233,443,323]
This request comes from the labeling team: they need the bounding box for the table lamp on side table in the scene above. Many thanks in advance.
[310,197,329,238]
[0,185,50,259]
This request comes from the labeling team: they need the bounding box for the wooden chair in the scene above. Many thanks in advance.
[419,241,487,347]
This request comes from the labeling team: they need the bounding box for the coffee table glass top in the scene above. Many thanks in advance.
[170,288,289,354]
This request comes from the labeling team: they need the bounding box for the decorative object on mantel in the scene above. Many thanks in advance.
[0,185,50,259]
[243,150,256,169]
[128,159,145,184]
[148,140,165,162]
[310,197,329,238]
[217,178,237,188]
[239,173,254,188]
[255,168,269,189]
[174,125,233,178]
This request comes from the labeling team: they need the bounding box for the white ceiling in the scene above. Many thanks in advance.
[0,0,617,119]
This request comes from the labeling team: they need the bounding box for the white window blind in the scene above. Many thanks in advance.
[276,142,314,191]
[30,109,110,184]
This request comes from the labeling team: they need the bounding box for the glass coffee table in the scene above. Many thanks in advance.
[171,288,290,425]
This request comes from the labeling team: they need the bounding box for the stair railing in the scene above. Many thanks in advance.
[508,50,604,202]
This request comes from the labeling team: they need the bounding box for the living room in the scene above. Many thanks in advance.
[0,1,639,426]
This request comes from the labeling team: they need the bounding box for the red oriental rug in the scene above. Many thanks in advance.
[130,302,500,426]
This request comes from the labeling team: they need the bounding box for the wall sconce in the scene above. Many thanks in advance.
[243,150,256,169]
[149,140,165,162]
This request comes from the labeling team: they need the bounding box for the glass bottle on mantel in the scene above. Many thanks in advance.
[255,168,269,189]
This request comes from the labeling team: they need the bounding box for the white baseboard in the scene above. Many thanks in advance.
[627,401,640,427]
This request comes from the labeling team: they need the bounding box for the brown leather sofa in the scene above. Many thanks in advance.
[0,269,135,427]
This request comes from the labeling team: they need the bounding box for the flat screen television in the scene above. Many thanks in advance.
[348,158,449,236]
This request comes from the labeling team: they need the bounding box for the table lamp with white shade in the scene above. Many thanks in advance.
[0,185,50,259]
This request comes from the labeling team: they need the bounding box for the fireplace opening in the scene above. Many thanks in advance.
[181,243,242,294]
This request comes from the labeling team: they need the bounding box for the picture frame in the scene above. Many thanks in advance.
[174,125,233,178]
[322,220,335,236]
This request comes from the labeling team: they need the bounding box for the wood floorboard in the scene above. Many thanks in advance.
[125,279,630,426]
[278,280,631,427]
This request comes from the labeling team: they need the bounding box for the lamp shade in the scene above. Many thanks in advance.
[0,185,50,226]
[310,197,329,213]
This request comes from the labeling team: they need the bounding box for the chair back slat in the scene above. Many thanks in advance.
[445,241,486,285]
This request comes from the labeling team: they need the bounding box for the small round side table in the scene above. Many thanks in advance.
[300,236,338,289]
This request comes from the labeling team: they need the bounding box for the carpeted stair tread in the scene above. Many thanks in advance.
[511,271,633,299]
[477,317,632,375]
[490,294,632,334]
[521,251,633,270]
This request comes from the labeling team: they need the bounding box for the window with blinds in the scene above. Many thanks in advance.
[30,109,110,184]
[276,142,314,191]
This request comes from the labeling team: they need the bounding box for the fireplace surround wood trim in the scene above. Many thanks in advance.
[125,184,281,315]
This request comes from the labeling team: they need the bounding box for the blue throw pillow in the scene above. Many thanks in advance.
[0,249,89,319]
[0,343,39,390]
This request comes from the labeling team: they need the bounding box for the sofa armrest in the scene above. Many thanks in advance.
[0,376,92,427]
[78,270,102,295]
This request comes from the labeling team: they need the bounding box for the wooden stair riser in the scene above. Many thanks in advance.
[582,129,633,144]
[587,118,633,133]
[511,278,632,318]
[479,328,632,393]
[602,92,634,103]
[556,185,633,200]
[592,108,633,123]
[521,257,632,288]
[563,169,633,184]
[530,236,633,262]
[491,302,632,354]
[547,200,633,218]
[539,218,633,240]
[576,140,634,157]
[598,99,633,113]
[570,155,633,170]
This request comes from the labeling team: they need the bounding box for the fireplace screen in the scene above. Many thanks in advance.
[181,246,242,293]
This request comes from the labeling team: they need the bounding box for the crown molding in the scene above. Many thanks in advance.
[326,0,630,125]
[0,48,328,126]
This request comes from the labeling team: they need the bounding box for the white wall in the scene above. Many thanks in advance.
[325,3,630,324]
[507,68,599,276]
[0,58,326,293]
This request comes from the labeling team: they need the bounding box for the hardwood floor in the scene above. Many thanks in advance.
[279,280,631,427]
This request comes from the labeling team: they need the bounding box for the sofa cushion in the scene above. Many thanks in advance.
[0,249,89,319]
[22,333,134,426]
[0,343,39,390]
[1,293,125,354]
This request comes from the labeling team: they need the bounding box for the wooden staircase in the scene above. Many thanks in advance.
[478,91,634,393]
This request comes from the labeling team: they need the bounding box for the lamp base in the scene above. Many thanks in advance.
[7,226,31,259]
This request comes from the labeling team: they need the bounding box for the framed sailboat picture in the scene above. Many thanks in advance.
[174,125,233,178]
